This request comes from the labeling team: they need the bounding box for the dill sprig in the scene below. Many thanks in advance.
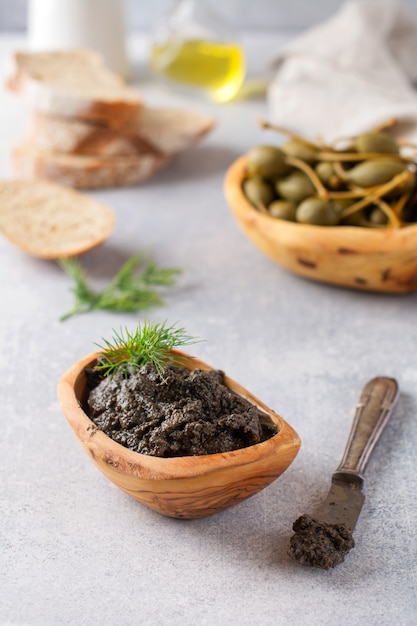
[94,320,201,377]
[59,253,181,321]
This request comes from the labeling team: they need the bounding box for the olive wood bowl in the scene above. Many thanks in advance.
[57,349,301,519]
[224,155,417,293]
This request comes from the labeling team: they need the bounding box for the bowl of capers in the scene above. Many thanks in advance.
[224,121,417,293]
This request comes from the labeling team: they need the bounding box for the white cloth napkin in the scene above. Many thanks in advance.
[267,0,417,144]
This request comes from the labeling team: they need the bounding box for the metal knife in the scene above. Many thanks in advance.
[288,376,400,569]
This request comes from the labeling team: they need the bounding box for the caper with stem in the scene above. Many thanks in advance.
[369,207,388,226]
[281,139,318,163]
[246,145,288,179]
[315,162,342,188]
[268,200,297,221]
[243,176,275,210]
[296,198,341,226]
[353,132,399,154]
[276,171,316,204]
[346,159,406,187]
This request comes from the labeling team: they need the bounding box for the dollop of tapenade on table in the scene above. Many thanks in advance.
[86,362,278,457]
[288,514,355,570]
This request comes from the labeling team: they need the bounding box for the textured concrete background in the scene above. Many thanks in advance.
[0,4,417,626]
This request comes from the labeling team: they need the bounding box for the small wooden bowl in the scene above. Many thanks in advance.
[57,350,301,519]
[224,156,417,293]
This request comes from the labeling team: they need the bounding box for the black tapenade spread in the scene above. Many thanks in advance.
[86,362,278,457]
[288,514,355,569]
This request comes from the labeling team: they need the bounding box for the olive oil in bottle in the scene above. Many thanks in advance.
[149,0,245,103]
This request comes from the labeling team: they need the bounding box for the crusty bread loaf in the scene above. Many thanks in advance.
[12,144,168,189]
[26,107,215,157]
[0,179,115,258]
[7,50,143,128]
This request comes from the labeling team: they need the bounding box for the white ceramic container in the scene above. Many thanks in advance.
[27,0,129,77]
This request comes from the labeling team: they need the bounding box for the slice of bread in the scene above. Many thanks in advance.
[0,179,115,258]
[12,144,168,189]
[7,50,143,128]
[26,107,215,157]
[136,106,216,155]
[26,113,156,157]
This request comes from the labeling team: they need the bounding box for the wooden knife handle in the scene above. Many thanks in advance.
[332,377,399,487]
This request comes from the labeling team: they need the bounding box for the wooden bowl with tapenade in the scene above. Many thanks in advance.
[223,121,417,293]
[57,323,301,519]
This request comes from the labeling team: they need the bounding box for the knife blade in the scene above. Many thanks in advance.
[288,376,400,570]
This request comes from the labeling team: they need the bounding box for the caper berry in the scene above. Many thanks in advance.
[347,159,405,187]
[246,145,288,179]
[369,207,388,225]
[296,198,340,226]
[276,171,316,203]
[353,132,399,154]
[281,139,318,163]
[268,200,297,221]
[315,162,342,189]
[315,162,335,185]
[243,176,275,209]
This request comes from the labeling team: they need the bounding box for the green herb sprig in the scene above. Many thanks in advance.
[95,320,201,377]
[59,253,181,321]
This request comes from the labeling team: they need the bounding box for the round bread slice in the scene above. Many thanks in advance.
[0,179,115,258]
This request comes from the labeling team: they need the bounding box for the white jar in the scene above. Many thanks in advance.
[27,0,129,78]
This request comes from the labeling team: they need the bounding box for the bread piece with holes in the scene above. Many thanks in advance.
[0,178,115,258]
[11,144,168,189]
[6,49,143,128]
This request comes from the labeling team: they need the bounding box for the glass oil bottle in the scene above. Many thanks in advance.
[148,0,245,103]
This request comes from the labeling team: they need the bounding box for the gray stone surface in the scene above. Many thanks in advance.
[1,31,416,626]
